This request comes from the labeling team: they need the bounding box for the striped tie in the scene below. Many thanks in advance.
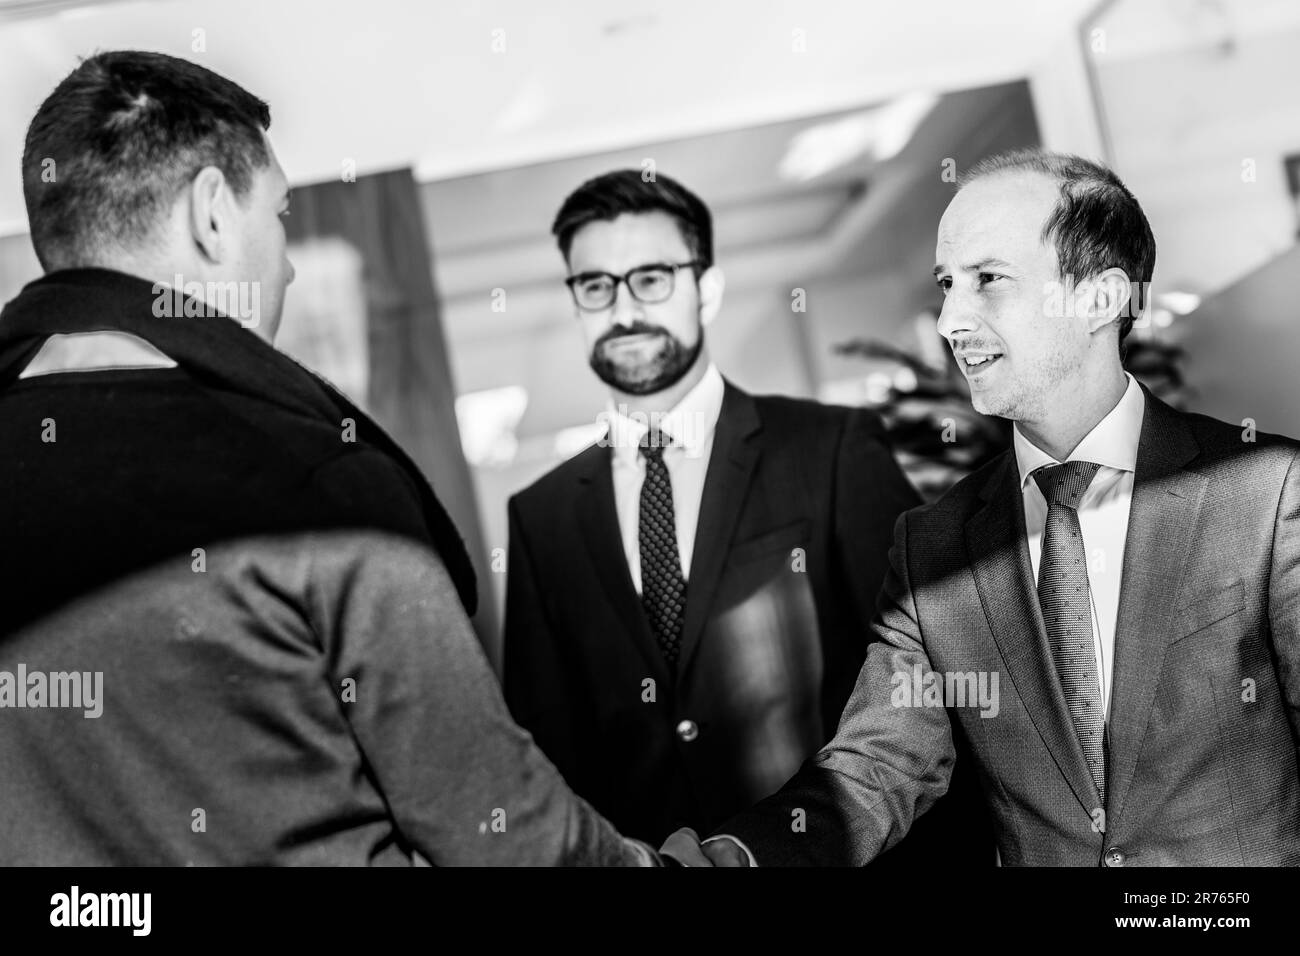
[1033,460,1106,801]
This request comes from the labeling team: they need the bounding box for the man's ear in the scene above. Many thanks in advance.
[1082,267,1134,334]
[698,265,725,328]
[187,166,230,263]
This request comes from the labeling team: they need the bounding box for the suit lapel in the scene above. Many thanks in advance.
[966,452,1103,814]
[1105,389,1205,822]
[676,383,762,676]
[574,445,672,687]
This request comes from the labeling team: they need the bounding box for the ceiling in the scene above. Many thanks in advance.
[0,0,1099,232]
[423,80,1041,444]
[424,81,1038,347]
[1092,0,1300,61]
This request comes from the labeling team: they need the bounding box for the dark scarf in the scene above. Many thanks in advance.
[0,267,477,614]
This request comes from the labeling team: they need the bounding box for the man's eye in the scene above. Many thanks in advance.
[634,271,670,291]
[935,277,952,294]
[581,277,612,294]
[978,273,1004,286]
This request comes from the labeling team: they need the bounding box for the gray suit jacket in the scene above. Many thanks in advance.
[0,531,647,866]
[722,388,1300,865]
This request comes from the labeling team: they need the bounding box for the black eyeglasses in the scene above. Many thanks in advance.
[564,261,702,311]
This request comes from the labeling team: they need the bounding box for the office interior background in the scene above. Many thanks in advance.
[0,0,1295,664]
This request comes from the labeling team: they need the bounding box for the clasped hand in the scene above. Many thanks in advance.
[659,828,751,866]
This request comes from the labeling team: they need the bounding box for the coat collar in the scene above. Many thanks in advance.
[677,381,762,674]
[1105,386,1205,822]
[0,267,478,614]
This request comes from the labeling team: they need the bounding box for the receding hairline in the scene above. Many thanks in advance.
[956,165,1066,203]
[938,168,1062,238]
[934,168,1086,286]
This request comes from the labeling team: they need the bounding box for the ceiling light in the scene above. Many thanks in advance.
[1156,291,1201,315]
[778,92,939,183]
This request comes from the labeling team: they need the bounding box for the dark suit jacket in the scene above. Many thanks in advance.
[722,388,1300,866]
[504,381,991,857]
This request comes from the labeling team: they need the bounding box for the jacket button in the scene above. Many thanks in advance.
[676,719,699,742]
[1104,847,1125,867]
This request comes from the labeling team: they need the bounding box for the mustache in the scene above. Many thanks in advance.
[949,338,1004,354]
[594,323,671,348]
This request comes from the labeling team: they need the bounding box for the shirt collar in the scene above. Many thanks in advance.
[606,362,725,462]
[1013,372,1145,490]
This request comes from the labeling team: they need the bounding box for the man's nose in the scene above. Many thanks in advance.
[608,281,642,329]
[936,291,978,343]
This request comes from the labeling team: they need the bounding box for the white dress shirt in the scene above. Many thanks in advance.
[18,331,177,377]
[1013,372,1146,722]
[604,362,725,595]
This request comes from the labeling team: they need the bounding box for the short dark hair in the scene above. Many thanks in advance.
[552,169,714,269]
[22,50,271,271]
[961,149,1156,347]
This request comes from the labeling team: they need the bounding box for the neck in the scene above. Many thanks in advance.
[1017,361,1127,462]
[79,251,177,288]
[80,254,274,343]
[610,351,710,419]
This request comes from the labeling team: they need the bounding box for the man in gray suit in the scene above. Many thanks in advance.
[663,149,1300,866]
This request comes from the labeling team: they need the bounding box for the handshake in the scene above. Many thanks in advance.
[658,828,756,867]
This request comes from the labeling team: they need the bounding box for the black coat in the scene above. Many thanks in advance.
[0,267,476,635]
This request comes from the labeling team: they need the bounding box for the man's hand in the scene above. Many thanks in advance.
[701,835,752,866]
[660,827,713,866]
[659,828,754,866]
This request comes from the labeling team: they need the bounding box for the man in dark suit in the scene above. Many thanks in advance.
[503,170,989,858]
[664,149,1300,867]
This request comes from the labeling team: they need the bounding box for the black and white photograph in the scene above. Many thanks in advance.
[0,0,1295,938]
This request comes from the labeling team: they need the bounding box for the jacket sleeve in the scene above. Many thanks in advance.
[833,407,922,637]
[717,510,955,865]
[1269,447,1300,749]
[313,532,647,866]
[501,495,589,790]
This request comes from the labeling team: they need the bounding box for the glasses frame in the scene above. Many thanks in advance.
[563,260,703,312]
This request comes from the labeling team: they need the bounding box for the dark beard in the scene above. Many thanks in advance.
[589,323,703,396]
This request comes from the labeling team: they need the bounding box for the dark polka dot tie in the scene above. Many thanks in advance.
[1033,460,1106,802]
[639,430,686,669]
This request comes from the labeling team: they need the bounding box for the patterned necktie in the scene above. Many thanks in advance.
[639,429,686,669]
[1033,460,1106,802]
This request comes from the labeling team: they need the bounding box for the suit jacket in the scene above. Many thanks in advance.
[0,531,642,866]
[722,388,1300,866]
[504,380,992,857]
